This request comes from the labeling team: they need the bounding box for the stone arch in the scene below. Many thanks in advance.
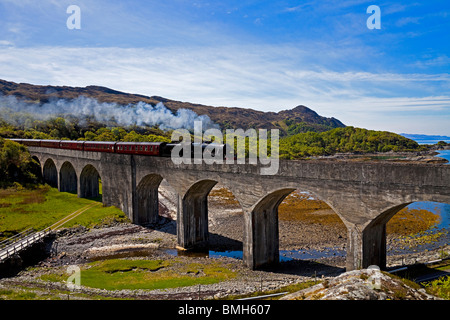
[80,164,101,199]
[43,158,58,188]
[362,199,450,269]
[243,186,348,269]
[178,179,218,250]
[359,203,410,269]
[246,188,295,267]
[59,161,77,193]
[31,155,40,166]
[30,156,43,182]
[207,183,245,251]
[135,174,164,225]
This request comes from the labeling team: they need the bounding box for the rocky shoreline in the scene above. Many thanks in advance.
[1,218,446,300]
[0,184,448,300]
[0,223,342,300]
[313,149,449,164]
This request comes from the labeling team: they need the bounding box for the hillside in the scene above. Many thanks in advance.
[281,268,441,300]
[0,79,345,135]
[280,127,423,159]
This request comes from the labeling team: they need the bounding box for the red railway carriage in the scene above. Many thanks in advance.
[115,142,164,156]
[41,140,61,148]
[6,139,177,158]
[21,139,42,147]
[9,138,41,147]
[84,141,116,153]
[60,140,85,151]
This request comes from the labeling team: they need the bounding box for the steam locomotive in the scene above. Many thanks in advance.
[9,139,229,159]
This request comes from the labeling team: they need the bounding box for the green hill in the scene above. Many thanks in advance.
[279,127,422,159]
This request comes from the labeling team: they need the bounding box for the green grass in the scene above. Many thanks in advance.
[0,284,124,300]
[0,185,128,240]
[387,261,450,300]
[41,258,237,291]
[0,289,37,300]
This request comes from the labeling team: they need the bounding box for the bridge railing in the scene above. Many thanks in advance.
[0,227,53,263]
[0,228,35,249]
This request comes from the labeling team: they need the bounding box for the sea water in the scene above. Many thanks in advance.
[437,149,450,163]
[167,137,450,262]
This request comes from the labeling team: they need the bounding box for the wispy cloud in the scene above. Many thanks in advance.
[285,70,450,82]
[383,2,420,15]
[0,1,448,135]
[396,16,422,27]
[413,54,450,68]
[0,45,448,134]
[0,40,14,46]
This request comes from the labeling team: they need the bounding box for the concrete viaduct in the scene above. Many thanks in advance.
[28,146,450,271]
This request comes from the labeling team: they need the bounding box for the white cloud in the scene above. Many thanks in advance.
[285,70,450,82]
[0,45,449,135]
[414,55,450,68]
[0,40,14,46]
[396,16,422,27]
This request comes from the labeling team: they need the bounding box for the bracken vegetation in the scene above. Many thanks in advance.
[0,137,41,187]
[424,275,450,299]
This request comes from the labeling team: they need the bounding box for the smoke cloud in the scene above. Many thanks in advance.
[0,94,218,131]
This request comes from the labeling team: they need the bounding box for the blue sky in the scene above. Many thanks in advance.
[0,0,449,135]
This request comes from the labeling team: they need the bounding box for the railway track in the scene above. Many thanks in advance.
[47,202,100,230]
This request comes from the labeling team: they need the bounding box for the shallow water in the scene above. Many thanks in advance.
[163,148,450,263]
[92,148,450,264]
[166,198,450,262]
[437,150,450,164]
[89,248,159,261]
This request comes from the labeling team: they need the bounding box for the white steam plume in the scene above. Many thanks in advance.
[0,94,218,131]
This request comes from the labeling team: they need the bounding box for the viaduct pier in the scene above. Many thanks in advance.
[29,146,450,271]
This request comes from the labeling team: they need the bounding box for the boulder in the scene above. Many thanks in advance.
[281,267,441,300]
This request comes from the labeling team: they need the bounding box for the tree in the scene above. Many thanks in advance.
[84,131,97,141]
[279,127,422,159]
[0,138,40,187]
[111,127,127,141]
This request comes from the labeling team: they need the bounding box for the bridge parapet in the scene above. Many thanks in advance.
[28,147,450,271]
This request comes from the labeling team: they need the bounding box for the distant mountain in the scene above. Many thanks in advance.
[400,133,450,144]
[0,79,345,135]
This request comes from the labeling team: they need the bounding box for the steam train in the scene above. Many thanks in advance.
[9,139,229,159]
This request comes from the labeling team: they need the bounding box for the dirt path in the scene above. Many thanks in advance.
[49,202,101,230]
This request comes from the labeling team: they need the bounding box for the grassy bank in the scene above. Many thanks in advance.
[41,257,237,291]
[0,185,128,240]
[424,274,450,299]
[389,260,450,300]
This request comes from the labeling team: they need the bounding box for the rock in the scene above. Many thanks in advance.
[280,267,441,300]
